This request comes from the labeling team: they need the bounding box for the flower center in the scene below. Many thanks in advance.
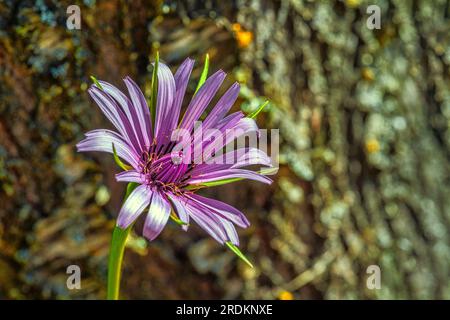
[140,150,189,189]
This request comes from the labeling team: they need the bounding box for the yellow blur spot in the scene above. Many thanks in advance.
[362,68,375,81]
[346,0,361,8]
[365,139,380,154]
[278,290,294,300]
[232,23,242,32]
[232,23,253,48]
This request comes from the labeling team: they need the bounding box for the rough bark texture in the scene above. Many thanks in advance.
[0,0,449,299]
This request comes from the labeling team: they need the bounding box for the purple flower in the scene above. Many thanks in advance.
[77,58,272,246]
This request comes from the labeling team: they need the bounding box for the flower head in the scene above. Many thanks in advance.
[77,57,272,247]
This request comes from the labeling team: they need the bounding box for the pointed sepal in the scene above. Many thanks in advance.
[124,182,139,200]
[150,51,159,126]
[248,100,269,119]
[225,241,254,268]
[90,75,103,90]
[170,212,189,226]
[199,177,244,187]
[112,143,132,171]
[194,53,210,94]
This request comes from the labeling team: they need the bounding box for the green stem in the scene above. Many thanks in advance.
[107,225,131,300]
[106,182,138,300]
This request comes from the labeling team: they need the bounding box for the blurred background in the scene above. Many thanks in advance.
[0,0,449,299]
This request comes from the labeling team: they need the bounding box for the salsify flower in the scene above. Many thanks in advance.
[77,56,272,261]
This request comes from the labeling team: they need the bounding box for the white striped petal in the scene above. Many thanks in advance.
[117,184,152,229]
[143,191,171,241]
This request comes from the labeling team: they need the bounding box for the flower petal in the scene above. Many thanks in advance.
[186,168,273,185]
[124,77,153,147]
[203,117,259,155]
[76,129,140,169]
[115,170,144,184]
[231,148,272,169]
[220,218,239,246]
[88,87,125,134]
[88,86,140,152]
[190,148,272,176]
[167,193,190,231]
[117,184,151,229]
[185,198,240,245]
[202,82,240,131]
[179,70,226,133]
[216,111,245,129]
[187,194,250,228]
[143,190,171,240]
[154,63,176,143]
[169,58,195,133]
[184,200,228,244]
[97,79,150,153]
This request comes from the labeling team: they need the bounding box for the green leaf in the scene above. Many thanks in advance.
[112,143,132,171]
[124,182,139,200]
[150,51,159,126]
[248,100,269,119]
[90,75,103,90]
[194,53,209,94]
[226,241,254,268]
